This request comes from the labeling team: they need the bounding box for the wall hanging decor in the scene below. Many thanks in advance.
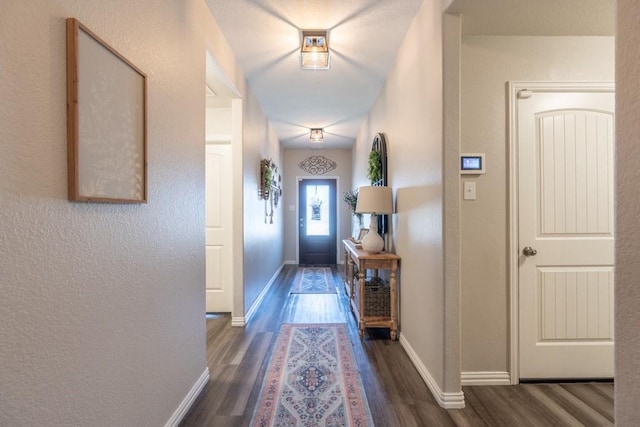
[259,158,274,200]
[259,158,282,224]
[368,133,387,186]
[298,155,337,175]
[66,18,147,203]
[367,150,382,183]
[369,133,388,234]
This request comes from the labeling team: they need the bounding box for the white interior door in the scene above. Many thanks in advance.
[517,87,614,379]
[206,144,233,313]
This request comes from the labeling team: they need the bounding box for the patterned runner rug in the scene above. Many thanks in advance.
[252,323,374,427]
[290,267,336,294]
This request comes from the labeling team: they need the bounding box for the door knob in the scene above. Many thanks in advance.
[522,246,537,257]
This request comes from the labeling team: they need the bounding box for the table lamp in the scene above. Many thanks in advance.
[355,186,393,253]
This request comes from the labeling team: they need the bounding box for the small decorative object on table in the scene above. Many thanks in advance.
[355,186,393,253]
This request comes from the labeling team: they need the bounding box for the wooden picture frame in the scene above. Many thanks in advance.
[357,228,369,241]
[66,18,147,203]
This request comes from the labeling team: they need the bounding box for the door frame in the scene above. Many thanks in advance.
[295,176,340,264]
[507,81,615,385]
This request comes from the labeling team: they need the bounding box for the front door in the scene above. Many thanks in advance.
[516,86,615,379]
[298,178,337,264]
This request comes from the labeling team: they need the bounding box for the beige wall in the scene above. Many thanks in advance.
[615,0,640,422]
[203,4,286,323]
[0,0,213,424]
[242,93,284,312]
[459,36,615,374]
[283,149,353,263]
[0,0,284,424]
[353,0,461,401]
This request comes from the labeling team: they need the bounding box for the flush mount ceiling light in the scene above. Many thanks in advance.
[310,128,324,142]
[300,30,330,70]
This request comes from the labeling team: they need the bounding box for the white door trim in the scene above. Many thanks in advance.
[507,81,615,385]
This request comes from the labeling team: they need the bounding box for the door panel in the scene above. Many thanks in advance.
[205,144,232,312]
[537,268,613,341]
[518,90,614,379]
[298,179,337,264]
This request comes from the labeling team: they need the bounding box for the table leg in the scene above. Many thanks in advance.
[346,256,354,299]
[390,264,398,340]
[358,266,365,340]
[343,249,348,292]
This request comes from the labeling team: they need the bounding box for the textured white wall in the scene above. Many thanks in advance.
[282,149,353,263]
[0,0,242,425]
[443,12,462,393]
[205,107,232,142]
[615,0,640,423]
[354,0,456,394]
[459,36,614,373]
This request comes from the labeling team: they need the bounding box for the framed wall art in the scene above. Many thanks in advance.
[66,18,147,203]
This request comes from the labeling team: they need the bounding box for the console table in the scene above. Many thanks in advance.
[342,239,400,340]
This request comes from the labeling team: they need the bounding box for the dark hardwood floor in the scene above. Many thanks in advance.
[180,265,614,426]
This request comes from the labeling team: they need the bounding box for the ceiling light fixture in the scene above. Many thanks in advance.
[300,30,330,70]
[310,128,324,142]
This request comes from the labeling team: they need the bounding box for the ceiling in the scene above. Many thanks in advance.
[446,0,614,36]
[204,0,614,149]
[204,0,424,149]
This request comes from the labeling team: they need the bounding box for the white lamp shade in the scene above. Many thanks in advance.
[355,186,392,214]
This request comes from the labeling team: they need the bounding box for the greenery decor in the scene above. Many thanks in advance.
[367,150,382,183]
[260,158,274,200]
[343,189,358,215]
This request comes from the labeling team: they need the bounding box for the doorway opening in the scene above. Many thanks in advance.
[205,49,242,316]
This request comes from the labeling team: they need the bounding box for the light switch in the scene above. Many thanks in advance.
[463,181,476,200]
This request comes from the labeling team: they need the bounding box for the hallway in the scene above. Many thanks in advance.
[180,265,613,426]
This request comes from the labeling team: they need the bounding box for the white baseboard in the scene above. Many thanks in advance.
[399,333,465,409]
[285,259,343,265]
[164,368,210,427]
[233,262,285,327]
[461,371,511,386]
[231,316,245,327]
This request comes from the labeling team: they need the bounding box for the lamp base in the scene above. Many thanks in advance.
[361,214,384,253]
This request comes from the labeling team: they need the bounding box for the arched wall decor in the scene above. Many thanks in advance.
[298,155,337,175]
[370,133,388,185]
[371,133,388,234]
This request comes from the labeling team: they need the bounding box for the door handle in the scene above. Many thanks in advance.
[522,246,537,257]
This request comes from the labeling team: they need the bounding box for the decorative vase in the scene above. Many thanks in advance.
[361,214,384,253]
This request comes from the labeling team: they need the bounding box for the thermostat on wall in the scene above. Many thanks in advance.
[460,153,485,174]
